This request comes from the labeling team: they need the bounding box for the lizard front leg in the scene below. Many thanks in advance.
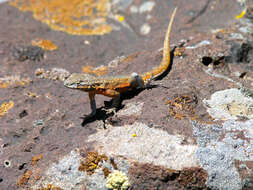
[88,91,96,117]
[86,89,120,118]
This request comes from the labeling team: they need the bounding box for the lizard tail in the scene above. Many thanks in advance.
[141,7,177,82]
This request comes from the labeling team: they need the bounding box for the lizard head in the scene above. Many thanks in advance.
[64,73,96,89]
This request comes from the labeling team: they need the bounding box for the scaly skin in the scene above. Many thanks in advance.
[64,7,177,118]
[141,7,177,82]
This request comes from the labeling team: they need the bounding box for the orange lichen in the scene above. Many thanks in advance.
[166,93,214,124]
[35,68,45,76]
[33,168,41,181]
[82,65,107,76]
[9,0,120,35]
[0,101,14,118]
[213,28,235,35]
[17,170,33,187]
[31,154,43,166]
[110,158,118,170]
[166,94,198,120]
[32,39,58,51]
[0,82,9,88]
[40,184,63,190]
[121,52,139,63]
[26,91,39,98]
[17,168,42,188]
[174,47,185,57]
[79,151,108,175]
[103,167,111,178]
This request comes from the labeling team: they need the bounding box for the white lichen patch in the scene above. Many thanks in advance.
[30,149,131,190]
[88,122,199,170]
[140,23,151,35]
[0,0,9,3]
[35,67,70,81]
[0,75,31,87]
[117,102,144,116]
[129,1,155,14]
[139,1,155,13]
[192,119,253,190]
[203,88,253,120]
[129,5,138,13]
[186,40,211,49]
[106,170,130,190]
[31,150,86,190]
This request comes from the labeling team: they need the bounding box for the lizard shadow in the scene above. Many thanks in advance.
[80,107,113,127]
[81,48,175,126]
[81,88,146,127]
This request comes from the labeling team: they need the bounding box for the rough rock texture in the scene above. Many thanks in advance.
[128,163,209,190]
[193,120,253,190]
[2,0,253,190]
[87,122,199,170]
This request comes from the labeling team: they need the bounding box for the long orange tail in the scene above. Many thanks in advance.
[141,7,177,82]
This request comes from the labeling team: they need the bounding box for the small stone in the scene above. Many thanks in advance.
[130,5,138,13]
[139,1,155,13]
[140,23,151,35]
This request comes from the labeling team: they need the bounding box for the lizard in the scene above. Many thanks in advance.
[64,7,177,118]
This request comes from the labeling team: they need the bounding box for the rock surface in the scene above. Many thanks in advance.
[1,0,253,190]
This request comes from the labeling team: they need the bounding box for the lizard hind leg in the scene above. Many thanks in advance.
[111,94,121,108]
[102,89,121,114]
[106,94,121,116]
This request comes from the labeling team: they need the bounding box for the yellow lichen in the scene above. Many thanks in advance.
[106,170,130,190]
[82,65,108,76]
[0,101,14,118]
[236,9,246,19]
[32,39,58,51]
[116,14,124,22]
[0,75,31,88]
[221,101,253,118]
[9,0,123,35]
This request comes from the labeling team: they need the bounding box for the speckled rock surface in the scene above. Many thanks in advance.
[2,0,253,190]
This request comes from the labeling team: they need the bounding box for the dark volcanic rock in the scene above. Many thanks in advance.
[2,0,253,190]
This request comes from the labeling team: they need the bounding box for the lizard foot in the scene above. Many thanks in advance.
[103,107,117,116]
